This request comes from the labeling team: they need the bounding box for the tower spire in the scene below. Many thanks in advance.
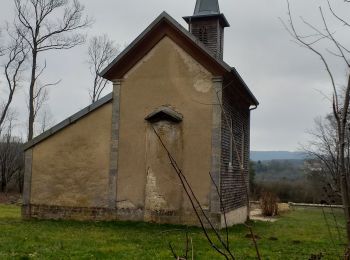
[194,0,220,16]
[183,0,229,60]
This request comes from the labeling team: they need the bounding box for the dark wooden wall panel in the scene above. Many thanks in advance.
[220,86,250,212]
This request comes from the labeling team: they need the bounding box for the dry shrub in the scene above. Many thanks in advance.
[260,191,279,216]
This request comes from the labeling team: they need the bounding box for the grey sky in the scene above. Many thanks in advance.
[1,0,349,151]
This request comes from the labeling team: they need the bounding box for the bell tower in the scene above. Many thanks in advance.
[183,0,230,60]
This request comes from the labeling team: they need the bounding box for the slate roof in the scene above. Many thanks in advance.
[100,11,232,79]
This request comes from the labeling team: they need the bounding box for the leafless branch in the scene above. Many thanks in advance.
[215,84,261,259]
[328,0,350,28]
[13,0,92,140]
[299,16,350,55]
[0,31,28,129]
[152,126,234,259]
[168,230,193,260]
[280,1,339,111]
[209,172,229,248]
[319,7,350,67]
[322,205,337,246]
[87,35,119,103]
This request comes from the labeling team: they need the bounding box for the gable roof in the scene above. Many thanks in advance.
[24,12,259,151]
[100,12,258,106]
[231,68,259,106]
[24,93,113,151]
[101,11,231,79]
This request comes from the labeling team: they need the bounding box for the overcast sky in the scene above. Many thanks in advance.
[1,0,349,151]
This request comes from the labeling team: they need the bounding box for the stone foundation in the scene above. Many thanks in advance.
[22,204,118,221]
[22,204,223,227]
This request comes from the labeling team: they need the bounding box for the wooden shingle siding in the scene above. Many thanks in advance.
[219,26,224,59]
[220,88,250,212]
[190,19,223,59]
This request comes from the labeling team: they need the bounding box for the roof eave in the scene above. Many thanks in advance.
[100,12,169,80]
[183,13,230,27]
[23,93,113,151]
[230,68,259,106]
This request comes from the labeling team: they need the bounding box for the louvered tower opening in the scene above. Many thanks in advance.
[183,0,229,60]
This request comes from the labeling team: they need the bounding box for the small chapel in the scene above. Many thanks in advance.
[22,0,259,227]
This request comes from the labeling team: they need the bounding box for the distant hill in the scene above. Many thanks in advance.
[253,159,305,181]
[250,151,306,161]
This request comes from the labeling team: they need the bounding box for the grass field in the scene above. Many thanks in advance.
[0,205,347,259]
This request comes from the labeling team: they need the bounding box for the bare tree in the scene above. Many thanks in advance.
[152,127,235,259]
[0,30,27,130]
[25,80,54,136]
[32,81,49,131]
[88,35,119,103]
[0,121,24,193]
[281,0,350,251]
[13,0,92,141]
[0,32,4,57]
[37,106,54,134]
[304,115,342,200]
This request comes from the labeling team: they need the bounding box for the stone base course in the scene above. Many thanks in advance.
[22,204,117,221]
[22,204,224,227]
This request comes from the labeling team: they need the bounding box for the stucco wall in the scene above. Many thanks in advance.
[116,36,214,215]
[30,103,113,208]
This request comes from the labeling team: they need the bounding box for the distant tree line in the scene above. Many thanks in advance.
[249,159,338,204]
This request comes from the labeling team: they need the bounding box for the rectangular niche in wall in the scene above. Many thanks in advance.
[144,106,183,223]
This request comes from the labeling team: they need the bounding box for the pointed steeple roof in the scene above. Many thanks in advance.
[183,0,229,27]
[194,0,220,16]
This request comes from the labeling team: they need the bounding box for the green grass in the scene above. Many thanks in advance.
[0,205,346,259]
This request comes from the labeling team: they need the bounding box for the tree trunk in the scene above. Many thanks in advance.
[18,175,23,194]
[339,75,350,251]
[0,91,15,129]
[28,48,37,141]
[339,124,350,244]
[1,170,6,193]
